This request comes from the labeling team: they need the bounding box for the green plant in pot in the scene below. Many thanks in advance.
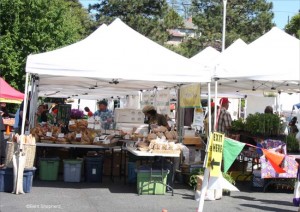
[286,134,299,153]
[189,168,204,190]
[189,168,235,196]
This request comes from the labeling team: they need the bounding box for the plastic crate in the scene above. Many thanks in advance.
[39,158,60,181]
[128,162,137,184]
[0,167,36,193]
[85,156,103,183]
[63,159,83,182]
[137,169,168,195]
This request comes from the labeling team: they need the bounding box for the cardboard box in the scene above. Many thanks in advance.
[183,136,203,146]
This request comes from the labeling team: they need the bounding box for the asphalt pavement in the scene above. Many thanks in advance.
[0,177,297,212]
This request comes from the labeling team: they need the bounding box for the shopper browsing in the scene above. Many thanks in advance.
[142,105,170,130]
[94,100,113,129]
[217,97,232,136]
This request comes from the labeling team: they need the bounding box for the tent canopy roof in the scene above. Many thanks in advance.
[0,77,24,103]
[26,18,211,99]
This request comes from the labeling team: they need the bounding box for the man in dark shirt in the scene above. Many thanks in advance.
[142,105,170,130]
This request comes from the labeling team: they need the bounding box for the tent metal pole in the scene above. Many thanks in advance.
[208,82,211,135]
[214,80,218,131]
[21,73,30,135]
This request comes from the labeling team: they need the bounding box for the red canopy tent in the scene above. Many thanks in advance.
[0,77,24,104]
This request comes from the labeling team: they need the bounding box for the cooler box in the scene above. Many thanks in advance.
[128,162,137,184]
[39,158,60,181]
[0,167,36,193]
[137,169,169,195]
[85,156,103,183]
[63,159,83,182]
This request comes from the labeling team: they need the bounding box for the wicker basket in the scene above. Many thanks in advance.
[5,142,36,168]
[40,140,55,144]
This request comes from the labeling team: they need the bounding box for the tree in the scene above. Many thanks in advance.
[285,13,300,39]
[0,0,94,91]
[90,0,183,44]
[180,0,274,57]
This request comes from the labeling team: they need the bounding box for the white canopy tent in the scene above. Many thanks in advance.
[26,18,210,89]
[190,46,220,66]
[23,18,211,133]
[220,27,300,81]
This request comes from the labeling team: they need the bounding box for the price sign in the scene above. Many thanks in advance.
[58,133,64,138]
[88,124,94,129]
[94,124,101,130]
[69,120,75,125]
[46,132,52,137]
[25,131,30,135]
[94,137,100,142]
[76,133,82,138]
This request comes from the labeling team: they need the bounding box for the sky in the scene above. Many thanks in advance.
[80,0,300,29]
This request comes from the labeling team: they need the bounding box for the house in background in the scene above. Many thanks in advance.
[166,17,198,46]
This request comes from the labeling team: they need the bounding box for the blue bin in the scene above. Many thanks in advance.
[0,167,36,193]
[128,162,137,184]
[85,156,103,183]
[63,159,83,182]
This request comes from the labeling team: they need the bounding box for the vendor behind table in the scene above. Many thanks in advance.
[94,100,113,130]
[142,105,170,132]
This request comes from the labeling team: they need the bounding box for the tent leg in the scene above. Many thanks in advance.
[21,73,30,135]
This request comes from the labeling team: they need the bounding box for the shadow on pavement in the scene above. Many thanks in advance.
[239,204,295,212]
[231,195,294,207]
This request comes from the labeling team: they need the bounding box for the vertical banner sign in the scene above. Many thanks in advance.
[179,84,201,108]
[209,132,225,177]
[156,89,170,115]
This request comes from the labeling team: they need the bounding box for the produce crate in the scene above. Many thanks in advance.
[39,158,60,181]
[63,159,83,182]
[0,167,36,193]
[85,156,103,183]
[137,169,168,195]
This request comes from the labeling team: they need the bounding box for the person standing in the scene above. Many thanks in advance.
[84,107,93,117]
[94,100,113,129]
[0,114,6,167]
[0,102,9,118]
[217,97,232,136]
[142,105,170,131]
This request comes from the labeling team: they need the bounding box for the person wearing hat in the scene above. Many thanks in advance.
[94,100,113,130]
[217,97,232,135]
[142,105,169,131]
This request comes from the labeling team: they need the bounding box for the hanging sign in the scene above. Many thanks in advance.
[156,89,170,115]
[141,91,154,107]
[179,84,201,108]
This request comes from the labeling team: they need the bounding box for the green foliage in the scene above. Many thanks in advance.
[231,118,245,132]
[244,113,282,136]
[185,0,274,56]
[286,134,299,153]
[285,14,300,39]
[0,0,94,92]
[189,168,235,191]
[90,0,182,45]
[222,172,235,185]
[188,168,204,190]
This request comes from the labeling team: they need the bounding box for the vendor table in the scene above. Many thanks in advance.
[36,143,122,181]
[126,147,180,196]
